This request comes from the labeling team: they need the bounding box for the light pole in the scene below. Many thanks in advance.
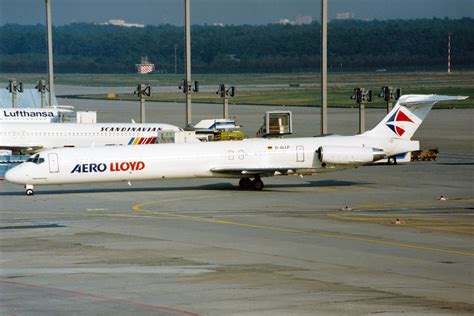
[134,84,151,123]
[36,80,47,108]
[320,0,328,135]
[174,44,178,74]
[448,33,451,74]
[216,84,235,119]
[351,88,373,134]
[45,0,55,107]
[7,80,23,108]
[378,87,401,113]
[184,0,192,127]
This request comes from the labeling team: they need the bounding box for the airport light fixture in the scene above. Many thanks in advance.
[350,88,373,134]
[35,80,47,108]
[6,79,23,108]
[216,84,236,119]
[179,80,199,93]
[378,86,401,113]
[134,84,151,123]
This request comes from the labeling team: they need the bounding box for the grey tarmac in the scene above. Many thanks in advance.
[1,94,473,315]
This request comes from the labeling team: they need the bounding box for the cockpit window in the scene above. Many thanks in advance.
[27,154,45,164]
[26,154,37,162]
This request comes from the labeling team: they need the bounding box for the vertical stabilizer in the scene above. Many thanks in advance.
[364,94,468,140]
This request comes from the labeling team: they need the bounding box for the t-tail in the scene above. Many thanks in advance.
[364,94,468,140]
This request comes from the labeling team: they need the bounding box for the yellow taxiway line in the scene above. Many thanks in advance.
[132,201,474,257]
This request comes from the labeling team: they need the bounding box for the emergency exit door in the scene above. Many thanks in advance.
[48,153,59,173]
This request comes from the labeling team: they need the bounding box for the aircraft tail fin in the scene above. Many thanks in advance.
[364,94,468,140]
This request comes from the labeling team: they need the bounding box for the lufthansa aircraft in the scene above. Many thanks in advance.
[5,95,467,195]
[0,122,182,154]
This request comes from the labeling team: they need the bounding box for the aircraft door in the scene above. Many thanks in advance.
[48,153,59,173]
[296,145,304,162]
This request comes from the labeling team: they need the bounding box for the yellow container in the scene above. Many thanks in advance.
[214,131,244,141]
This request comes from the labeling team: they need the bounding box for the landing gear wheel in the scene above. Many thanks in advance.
[239,178,252,190]
[388,157,398,165]
[251,178,264,191]
[25,184,34,196]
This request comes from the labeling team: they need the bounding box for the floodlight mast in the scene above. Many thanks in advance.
[135,84,151,123]
[351,88,373,134]
[448,33,451,74]
[36,80,47,108]
[174,44,178,74]
[217,84,235,119]
[185,0,192,127]
[320,0,328,135]
[45,0,55,108]
[7,80,23,108]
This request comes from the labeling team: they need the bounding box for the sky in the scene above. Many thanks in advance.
[0,0,472,26]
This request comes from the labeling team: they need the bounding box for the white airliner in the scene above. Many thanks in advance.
[0,122,182,154]
[5,95,467,195]
[0,108,61,123]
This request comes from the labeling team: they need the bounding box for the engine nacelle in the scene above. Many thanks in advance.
[318,146,385,165]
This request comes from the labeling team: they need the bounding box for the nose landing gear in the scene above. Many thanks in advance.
[239,176,264,191]
[25,184,34,196]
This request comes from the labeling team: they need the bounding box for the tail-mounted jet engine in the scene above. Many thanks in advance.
[318,146,385,165]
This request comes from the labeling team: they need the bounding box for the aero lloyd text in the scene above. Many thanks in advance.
[71,161,145,173]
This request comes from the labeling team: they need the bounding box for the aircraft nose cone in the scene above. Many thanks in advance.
[5,166,26,184]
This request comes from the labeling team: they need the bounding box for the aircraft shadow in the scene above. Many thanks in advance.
[436,162,474,166]
[0,180,369,196]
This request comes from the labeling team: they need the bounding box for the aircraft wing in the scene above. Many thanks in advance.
[211,165,354,177]
[210,167,291,177]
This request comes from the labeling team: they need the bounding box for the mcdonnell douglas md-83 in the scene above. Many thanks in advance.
[0,122,181,154]
[5,95,467,195]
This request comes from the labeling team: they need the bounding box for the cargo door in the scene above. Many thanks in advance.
[48,153,59,173]
[296,145,304,162]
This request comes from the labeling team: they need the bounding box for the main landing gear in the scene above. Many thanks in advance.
[387,156,398,165]
[25,184,34,196]
[239,177,264,191]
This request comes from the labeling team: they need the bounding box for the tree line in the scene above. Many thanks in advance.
[1,18,473,73]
